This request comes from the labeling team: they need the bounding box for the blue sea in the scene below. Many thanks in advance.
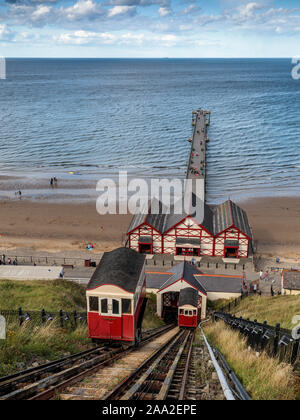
[0,58,299,203]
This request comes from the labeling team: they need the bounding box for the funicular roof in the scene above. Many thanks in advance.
[178,287,198,307]
[86,247,145,293]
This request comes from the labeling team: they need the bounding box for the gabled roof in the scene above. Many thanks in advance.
[179,287,198,307]
[86,247,145,293]
[145,271,173,289]
[212,200,251,238]
[195,274,244,294]
[158,262,207,295]
[127,198,168,234]
[163,193,214,234]
[283,270,300,291]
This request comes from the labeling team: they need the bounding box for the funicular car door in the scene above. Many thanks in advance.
[100,297,122,339]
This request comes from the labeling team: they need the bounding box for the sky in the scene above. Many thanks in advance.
[0,0,300,57]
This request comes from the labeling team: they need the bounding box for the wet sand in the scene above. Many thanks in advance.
[0,196,299,259]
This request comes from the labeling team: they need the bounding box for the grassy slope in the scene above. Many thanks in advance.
[0,283,163,377]
[213,295,300,330]
[0,279,87,311]
[142,293,165,330]
[205,321,299,400]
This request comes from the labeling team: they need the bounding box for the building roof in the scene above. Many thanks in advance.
[283,271,300,291]
[195,274,244,294]
[212,200,251,238]
[179,287,198,307]
[86,247,145,293]
[127,198,168,234]
[145,271,173,289]
[127,197,251,240]
[158,262,207,295]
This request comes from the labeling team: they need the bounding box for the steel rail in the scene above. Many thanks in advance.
[212,347,251,401]
[0,324,174,401]
[156,331,192,400]
[178,331,195,400]
[199,324,235,401]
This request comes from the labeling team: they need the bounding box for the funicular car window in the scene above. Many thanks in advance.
[101,298,108,314]
[179,309,184,314]
[189,310,192,316]
[185,310,189,316]
[89,296,99,312]
[122,299,132,314]
[112,299,120,315]
[193,310,196,315]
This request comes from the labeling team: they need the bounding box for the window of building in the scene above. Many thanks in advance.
[89,296,99,312]
[122,299,132,314]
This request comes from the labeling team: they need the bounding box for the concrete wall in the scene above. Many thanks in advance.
[282,289,300,296]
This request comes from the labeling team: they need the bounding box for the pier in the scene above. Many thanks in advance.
[186,109,211,203]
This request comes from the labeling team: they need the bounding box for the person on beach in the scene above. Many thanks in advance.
[50,178,54,187]
[54,177,58,187]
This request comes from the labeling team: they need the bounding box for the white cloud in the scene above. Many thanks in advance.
[64,0,100,20]
[158,7,171,17]
[108,5,136,17]
[31,5,51,21]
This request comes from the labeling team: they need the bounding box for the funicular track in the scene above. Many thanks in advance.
[0,324,173,401]
[104,329,195,401]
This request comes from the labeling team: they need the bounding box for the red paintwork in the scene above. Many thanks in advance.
[178,314,197,328]
[88,276,146,343]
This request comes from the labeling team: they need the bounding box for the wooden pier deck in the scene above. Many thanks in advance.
[186,109,210,203]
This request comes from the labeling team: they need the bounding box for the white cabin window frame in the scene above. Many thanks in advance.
[99,297,122,317]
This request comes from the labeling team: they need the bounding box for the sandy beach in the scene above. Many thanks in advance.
[0,196,299,259]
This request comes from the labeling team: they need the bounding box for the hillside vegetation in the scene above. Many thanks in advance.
[215,295,300,330]
[205,321,299,400]
[0,279,87,311]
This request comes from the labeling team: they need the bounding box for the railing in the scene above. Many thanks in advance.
[214,312,300,366]
[0,308,87,329]
[219,292,249,313]
[0,255,101,268]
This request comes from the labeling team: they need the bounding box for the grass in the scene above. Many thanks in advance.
[0,279,87,311]
[215,295,300,330]
[0,321,91,377]
[205,321,299,400]
[0,283,163,377]
[142,293,165,330]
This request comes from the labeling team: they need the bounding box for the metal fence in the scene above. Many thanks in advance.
[214,312,300,366]
[0,308,87,329]
[0,255,102,268]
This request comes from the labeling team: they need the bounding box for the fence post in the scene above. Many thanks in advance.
[291,340,300,365]
[73,310,77,328]
[59,309,64,328]
[273,323,281,356]
[41,309,46,324]
[18,307,23,326]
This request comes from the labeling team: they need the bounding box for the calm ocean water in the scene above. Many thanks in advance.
[0,58,299,203]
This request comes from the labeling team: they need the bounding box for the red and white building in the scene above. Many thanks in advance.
[127,197,252,260]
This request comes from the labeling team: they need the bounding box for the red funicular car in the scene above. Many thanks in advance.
[178,287,199,329]
[86,247,147,346]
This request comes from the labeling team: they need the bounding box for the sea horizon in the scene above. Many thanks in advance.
[0,58,299,204]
